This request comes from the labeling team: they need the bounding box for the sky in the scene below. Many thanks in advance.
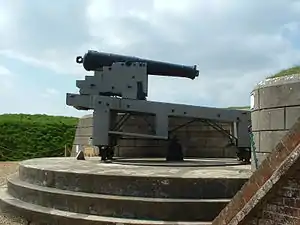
[1,0,300,118]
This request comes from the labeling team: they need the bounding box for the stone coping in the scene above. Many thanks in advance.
[253,73,300,91]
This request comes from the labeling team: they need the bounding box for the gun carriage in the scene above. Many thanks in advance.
[67,50,251,162]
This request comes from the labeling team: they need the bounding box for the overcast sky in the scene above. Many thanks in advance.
[1,0,300,117]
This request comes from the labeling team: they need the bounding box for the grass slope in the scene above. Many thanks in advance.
[228,66,300,110]
[268,66,300,79]
[0,114,78,161]
[227,106,250,110]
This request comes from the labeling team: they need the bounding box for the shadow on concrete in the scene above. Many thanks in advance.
[112,157,246,167]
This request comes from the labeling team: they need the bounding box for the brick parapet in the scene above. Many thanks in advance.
[212,117,300,225]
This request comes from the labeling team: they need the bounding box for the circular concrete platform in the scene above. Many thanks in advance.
[0,157,252,224]
[17,157,251,199]
[20,157,251,180]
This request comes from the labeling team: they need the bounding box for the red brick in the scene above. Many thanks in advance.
[218,191,247,224]
[262,211,298,223]
[242,181,260,203]
[268,196,284,206]
[257,218,274,225]
[283,197,296,207]
[294,198,300,208]
[265,203,278,212]
[253,161,273,186]
[279,187,300,198]
[212,118,300,225]
[267,141,290,170]
[247,172,264,189]
[290,170,300,179]
[243,217,259,225]
[281,131,300,153]
[284,178,300,189]
[266,204,300,217]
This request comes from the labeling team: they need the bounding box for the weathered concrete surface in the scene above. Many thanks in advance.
[19,157,251,179]
[0,157,251,224]
[211,116,300,225]
[251,74,300,170]
[18,157,250,199]
[0,190,211,225]
[0,162,29,225]
[7,174,229,221]
[72,114,236,158]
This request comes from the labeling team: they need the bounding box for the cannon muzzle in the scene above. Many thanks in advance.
[76,50,199,80]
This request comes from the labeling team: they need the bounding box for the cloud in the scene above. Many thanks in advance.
[0,65,11,76]
[42,88,60,98]
[0,65,15,93]
[1,0,300,116]
[0,49,85,76]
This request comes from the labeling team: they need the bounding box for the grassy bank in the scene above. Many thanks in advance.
[0,114,78,161]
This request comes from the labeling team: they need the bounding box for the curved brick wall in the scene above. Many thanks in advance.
[251,74,300,170]
[72,114,237,158]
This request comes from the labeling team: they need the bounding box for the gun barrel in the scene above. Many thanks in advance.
[76,50,199,80]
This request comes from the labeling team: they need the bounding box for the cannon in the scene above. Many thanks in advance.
[67,50,251,160]
[76,50,199,80]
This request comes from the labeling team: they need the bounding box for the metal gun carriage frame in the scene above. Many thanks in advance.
[67,51,251,162]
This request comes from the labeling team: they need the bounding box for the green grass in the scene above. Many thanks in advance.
[0,114,78,161]
[0,113,77,125]
[228,66,300,110]
[268,66,300,79]
[227,106,251,110]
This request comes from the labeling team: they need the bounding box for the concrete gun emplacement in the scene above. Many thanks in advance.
[76,50,199,80]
